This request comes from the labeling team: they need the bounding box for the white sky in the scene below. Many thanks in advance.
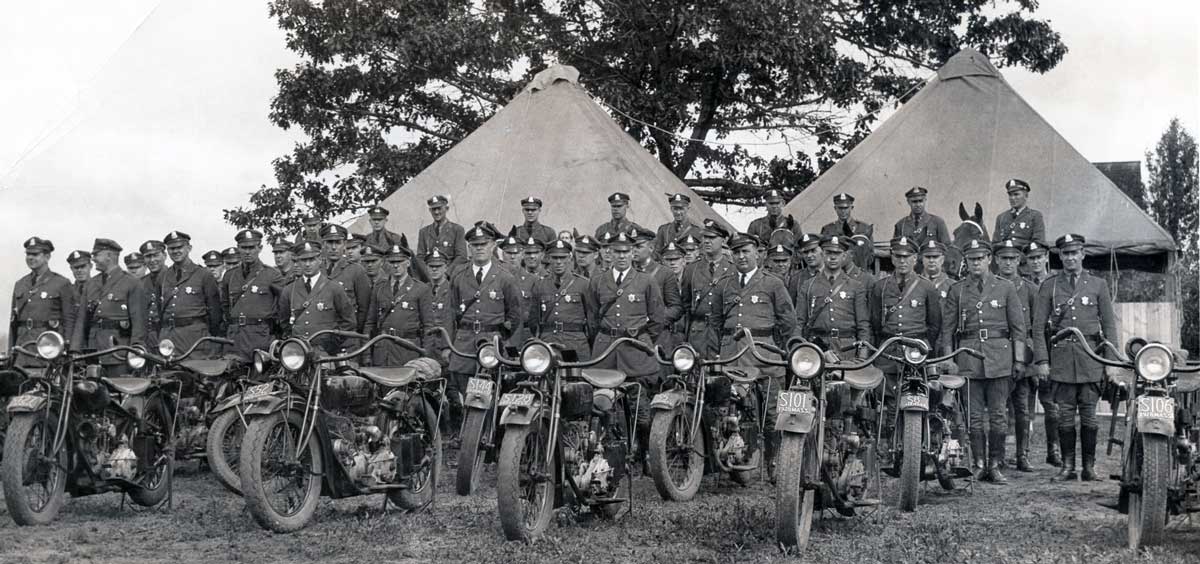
[0,0,1197,338]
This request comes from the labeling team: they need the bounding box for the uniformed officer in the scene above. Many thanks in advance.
[920,240,955,298]
[295,213,323,244]
[594,192,636,240]
[1026,240,1053,286]
[748,189,802,244]
[661,241,686,276]
[1024,239,1059,466]
[893,186,951,250]
[418,195,469,275]
[160,231,224,356]
[843,245,878,295]
[321,223,372,332]
[573,234,600,278]
[765,244,792,279]
[676,233,701,265]
[821,193,875,271]
[424,249,453,340]
[360,244,388,285]
[654,193,700,255]
[787,233,822,304]
[871,237,942,455]
[271,236,298,284]
[992,179,1046,248]
[345,234,366,263]
[795,236,870,353]
[522,236,547,275]
[995,238,1037,472]
[530,240,592,360]
[680,219,734,359]
[498,229,524,274]
[941,239,1026,483]
[364,242,435,366]
[221,247,239,274]
[1033,234,1117,481]
[633,226,683,365]
[139,240,167,344]
[714,232,796,480]
[223,229,283,361]
[72,239,147,376]
[67,251,92,296]
[515,196,557,244]
[510,237,547,349]
[277,241,356,354]
[597,231,616,273]
[124,252,147,278]
[660,242,688,350]
[202,250,225,281]
[446,222,522,437]
[9,238,77,359]
[365,205,405,250]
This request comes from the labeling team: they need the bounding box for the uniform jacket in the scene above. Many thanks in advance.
[10,269,77,349]
[992,207,1046,247]
[515,222,557,245]
[822,219,876,270]
[427,278,453,337]
[923,272,955,300]
[748,214,803,245]
[870,274,942,346]
[585,268,663,378]
[364,274,435,366]
[447,262,522,374]
[593,218,635,241]
[941,273,1026,379]
[713,269,795,346]
[223,260,283,359]
[159,259,223,352]
[795,270,870,343]
[277,273,356,353]
[892,213,951,249]
[1032,271,1118,384]
[845,263,877,294]
[417,220,469,272]
[641,261,682,329]
[654,220,699,254]
[365,228,404,251]
[786,267,820,308]
[510,268,544,347]
[327,257,372,332]
[680,256,734,357]
[73,267,147,362]
[140,270,164,342]
[530,272,592,360]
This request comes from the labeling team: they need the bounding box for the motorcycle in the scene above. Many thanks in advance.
[491,337,650,541]
[0,343,45,461]
[645,335,770,501]
[1052,326,1200,549]
[438,328,515,496]
[238,329,443,533]
[1,331,176,525]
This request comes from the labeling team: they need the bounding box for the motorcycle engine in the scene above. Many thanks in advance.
[77,416,120,472]
[330,414,407,485]
[109,443,138,480]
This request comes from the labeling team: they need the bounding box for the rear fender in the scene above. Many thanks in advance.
[499,400,543,427]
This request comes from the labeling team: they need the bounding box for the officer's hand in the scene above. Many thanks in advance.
[1035,363,1050,378]
[1013,361,1026,378]
[936,360,958,374]
[440,349,451,363]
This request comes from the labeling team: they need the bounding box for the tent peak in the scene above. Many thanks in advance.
[938,48,999,81]
[523,65,580,93]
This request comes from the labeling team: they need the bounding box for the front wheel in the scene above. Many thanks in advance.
[2,412,68,525]
[125,395,174,507]
[648,408,704,501]
[775,431,817,550]
[1128,433,1170,549]
[206,409,244,495]
[496,422,555,542]
[388,397,442,510]
[456,407,492,496]
[898,411,923,512]
[240,411,323,533]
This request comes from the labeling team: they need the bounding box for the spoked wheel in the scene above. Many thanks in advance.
[389,397,442,510]
[240,411,323,533]
[931,419,956,491]
[206,409,245,495]
[648,407,704,501]
[496,421,554,542]
[775,430,818,550]
[125,395,174,507]
[456,407,493,496]
[898,411,923,512]
[1128,433,1170,549]
[2,412,68,525]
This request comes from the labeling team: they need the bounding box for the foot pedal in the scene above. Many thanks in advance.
[853,498,882,507]
[953,467,974,478]
[592,497,627,506]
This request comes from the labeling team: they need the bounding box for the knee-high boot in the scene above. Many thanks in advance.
[1056,426,1077,480]
[1080,426,1098,481]
[1044,411,1061,466]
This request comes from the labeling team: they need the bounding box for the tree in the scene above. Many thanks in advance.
[1144,118,1199,353]
[225,0,1066,233]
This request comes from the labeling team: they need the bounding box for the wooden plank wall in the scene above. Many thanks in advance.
[1113,302,1180,347]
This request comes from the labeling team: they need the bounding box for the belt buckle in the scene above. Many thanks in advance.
[23,319,34,330]
[978,328,989,341]
[553,321,564,333]
[472,320,482,334]
[238,314,247,327]
[386,327,397,336]
[829,328,839,338]
[609,327,621,338]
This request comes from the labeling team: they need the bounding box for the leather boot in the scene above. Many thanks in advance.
[988,460,1008,484]
[971,431,988,481]
[1080,426,1098,481]
[988,430,1009,483]
[1056,427,1077,480]
[765,431,780,484]
[1014,422,1033,472]
[1044,411,1062,466]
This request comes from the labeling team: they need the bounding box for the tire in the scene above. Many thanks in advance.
[496,422,555,542]
[775,432,817,550]
[898,411,922,512]
[240,411,323,533]
[932,420,956,491]
[389,397,442,510]
[126,395,174,507]
[2,412,67,525]
[456,407,492,496]
[1128,433,1170,549]
[648,408,704,501]
[206,409,244,495]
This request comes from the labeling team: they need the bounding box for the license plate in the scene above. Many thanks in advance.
[7,395,41,410]
[777,391,813,414]
[466,377,494,398]
[900,394,929,410]
[241,383,274,401]
[1138,396,1174,420]
[498,393,534,407]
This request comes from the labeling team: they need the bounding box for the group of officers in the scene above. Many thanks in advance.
[9,177,1117,485]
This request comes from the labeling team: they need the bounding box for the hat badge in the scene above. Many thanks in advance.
[831,237,839,245]
[899,236,908,246]
[969,240,979,249]
[1064,234,1074,242]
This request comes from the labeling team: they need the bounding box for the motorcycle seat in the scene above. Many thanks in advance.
[725,367,762,383]
[178,359,230,377]
[580,369,626,389]
[356,367,418,388]
[102,377,152,395]
[841,366,884,390]
[937,373,966,390]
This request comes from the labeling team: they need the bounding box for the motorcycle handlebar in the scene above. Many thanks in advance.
[431,327,476,359]
[320,333,425,364]
[562,337,657,368]
[1050,327,1129,367]
[170,336,234,362]
[308,329,369,343]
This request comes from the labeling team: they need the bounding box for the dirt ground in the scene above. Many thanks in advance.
[0,417,1197,564]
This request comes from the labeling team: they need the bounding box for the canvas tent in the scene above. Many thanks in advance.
[350,65,732,238]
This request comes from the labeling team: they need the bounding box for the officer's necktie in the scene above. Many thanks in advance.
[555,276,562,290]
[740,273,747,288]
[392,279,400,296]
[304,277,312,293]
[475,268,483,286]
[175,265,182,285]
[708,262,715,276]
[615,271,624,286]
[1069,274,1077,290]
[101,271,109,287]
[977,278,984,294]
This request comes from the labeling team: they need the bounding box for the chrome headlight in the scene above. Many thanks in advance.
[280,339,309,372]
[789,343,824,378]
[253,350,267,374]
[36,331,65,360]
[158,339,176,358]
[127,347,146,370]
[672,345,696,372]
[478,344,500,369]
[1135,343,1173,382]
[904,345,927,365]
[521,342,553,376]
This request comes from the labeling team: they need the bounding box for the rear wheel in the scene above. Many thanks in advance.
[496,422,554,542]
[126,395,174,507]
[388,397,441,510]
[898,411,923,512]
[456,407,492,496]
[1128,433,1170,549]
[1,412,67,525]
[648,407,704,501]
[240,411,323,533]
[206,409,244,495]
[775,431,817,550]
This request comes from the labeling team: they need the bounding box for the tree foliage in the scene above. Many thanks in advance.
[226,0,1067,233]
[1144,118,1199,353]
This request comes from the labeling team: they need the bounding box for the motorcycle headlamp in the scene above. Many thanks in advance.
[478,343,500,370]
[280,339,309,372]
[36,331,65,360]
[127,346,146,370]
[521,342,554,376]
[672,345,696,372]
[789,343,824,378]
[253,350,267,375]
[158,339,177,358]
[1135,343,1173,382]
[904,345,928,365]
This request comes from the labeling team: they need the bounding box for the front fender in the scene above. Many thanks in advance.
[243,394,305,417]
[775,390,818,434]
[499,401,543,427]
[899,392,930,412]
[6,393,47,414]
[650,388,690,411]
[464,386,493,410]
[1135,396,1175,436]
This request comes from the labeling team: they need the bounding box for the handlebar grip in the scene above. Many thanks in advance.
[1049,329,1073,345]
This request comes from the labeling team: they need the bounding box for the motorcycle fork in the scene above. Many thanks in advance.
[295,368,322,462]
[687,376,706,459]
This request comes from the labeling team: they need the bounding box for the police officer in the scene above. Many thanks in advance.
[67,251,92,296]
[418,195,469,275]
[221,247,239,276]
[893,186,951,249]
[360,244,388,285]
[515,196,557,243]
[160,232,223,356]
[680,219,734,359]
[714,232,796,480]
[655,193,700,255]
[124,252,147,278]
[995,238,1037,472]
[202,250,225,281]
[941,239,1025,483]
[530,240,591,360]
[223,229,283,361]
[425,249,453,339]
[321,224,372,332]
[271,236,298,284]
[573,234,600,278]
[677,233,701,265]
[364,242,435,366]
[787,233,823,303]
[634,226,682,365]
[1033,234,1117,481]
[510,237,547,349]
[295,213,323,244]
[748,189,802,244]
[795,236,870,353]
[822,193,875,271]
[72,239,147,376]
[594,192,637,240]
[277,241,356,354]
[498,230,524,274]
[920,240,955,298]
[992,179,1046,248]
[10,238,77,356]
[597,231,616,273]
[345,234,366,264]
[1026,240,1053,286]
[1024,239,1059,465]
[365,205,405,250]
[139,240,167,344]
[765,244,792,279]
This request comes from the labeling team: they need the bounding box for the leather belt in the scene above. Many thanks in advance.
[960,328,1010,341]
[384,327,422,339]
[95,319,132,330]
[161,316,206,329]
[548,321,587,333]
[234,314,271,326]
[809,328,849,338]
[15,319,58,331]
[466,321,504,334]
[724,327,774,338]
[602,325,645,338]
